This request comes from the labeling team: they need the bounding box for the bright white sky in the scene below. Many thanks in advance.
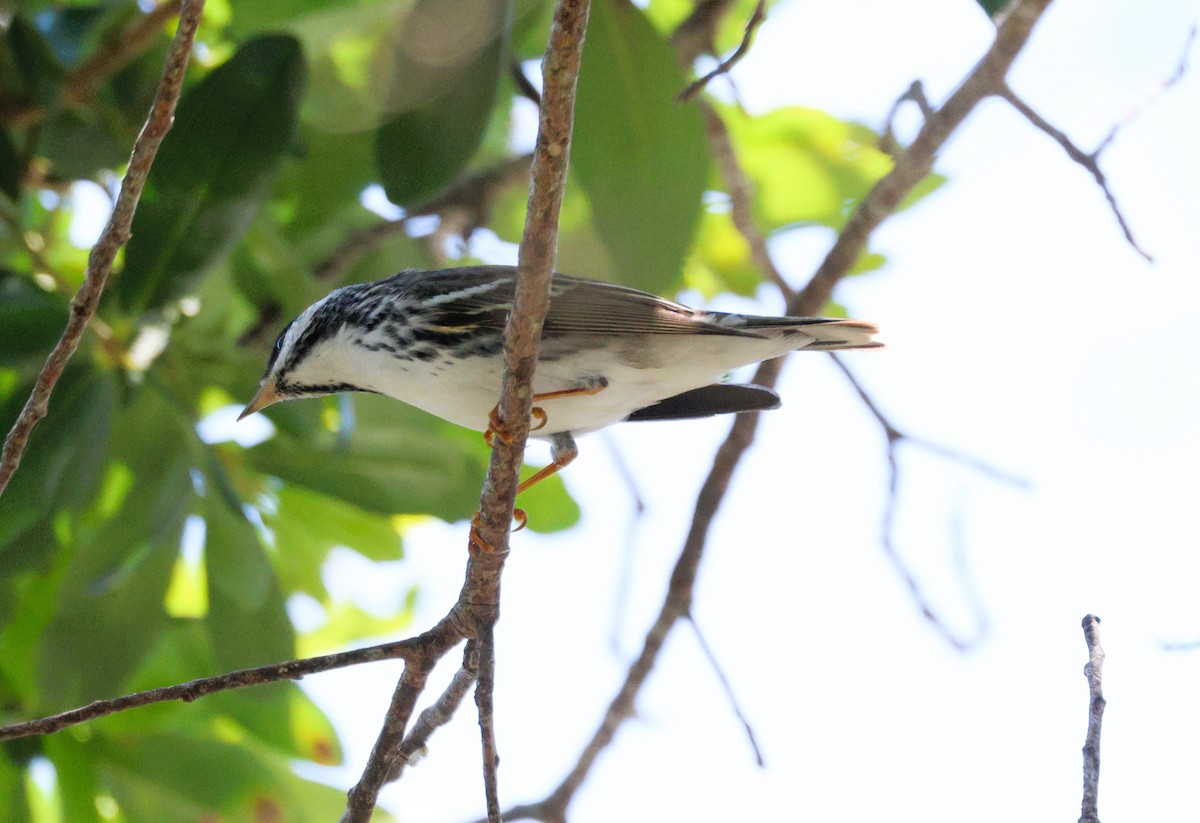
[271,0,1200,820]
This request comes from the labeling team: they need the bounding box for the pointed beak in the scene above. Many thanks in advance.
[239,383,282,421]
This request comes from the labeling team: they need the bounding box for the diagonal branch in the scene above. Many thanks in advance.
[0,0,204,499]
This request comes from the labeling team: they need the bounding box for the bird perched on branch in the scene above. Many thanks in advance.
[241,265,880,537]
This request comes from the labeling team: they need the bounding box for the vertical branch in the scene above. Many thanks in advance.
[1079,614,1106,823]
[468,0,592,558]
[0,0,201,498]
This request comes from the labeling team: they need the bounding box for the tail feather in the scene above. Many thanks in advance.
[798,319,882,350]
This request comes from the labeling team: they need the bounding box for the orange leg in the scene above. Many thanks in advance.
[474,378,606,550]
[482,377,607,447]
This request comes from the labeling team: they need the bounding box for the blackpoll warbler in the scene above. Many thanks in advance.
[241,265,880,503]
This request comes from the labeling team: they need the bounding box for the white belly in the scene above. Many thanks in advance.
[356,333,802,436]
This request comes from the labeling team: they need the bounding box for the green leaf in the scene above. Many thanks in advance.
[572,0,709,293]
[203,491,295,671]
[376,1,509,204]
[263,484,403,600]
[0,274,67,364]
[38,108,131,180]
[5,15,65,106]
[723,104,896,232]
[0,128,22,200]
[248,393,489,521]
[0,366,114,550]
[117,35,307,312]
[34,451,191,709]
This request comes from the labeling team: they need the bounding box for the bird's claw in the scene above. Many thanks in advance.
[469,509,528,553]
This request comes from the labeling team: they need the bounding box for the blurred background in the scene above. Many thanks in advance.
[1,0,1198,821]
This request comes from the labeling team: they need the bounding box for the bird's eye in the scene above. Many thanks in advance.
[266,322,292,371]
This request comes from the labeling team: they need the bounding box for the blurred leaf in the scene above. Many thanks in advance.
[263,484,402,599]
[118,35,307,312]
[376,1,509,204]
[0,128,21,200]
[0,751,31,823]
[248,393,488,521]
[204,489,295,671]
[683,208,761,298]
[0,366,114,550]
[34,450,190,709]
[31,6,108,67]
[43,736,101,823]
[572,0,708,293]
[298,596,416,656]
[39,108,130,180]
[6,15,65,106]
[0,274,67,363]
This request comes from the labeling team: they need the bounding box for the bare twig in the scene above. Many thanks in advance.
[880,80,934,156]
[831,352,1018,648]
[997,84,1152,262]
[686,615,765,767]
[389,645,480,782]
[0,635,422,741]
[1079,614,1106,823]
[1096,25,1194,155]
[476,620,502,823]
[510,61,543,107]
[340,617,465,823]
[676,0,767,103]
[602,432,647,654]
[0,0,204,499]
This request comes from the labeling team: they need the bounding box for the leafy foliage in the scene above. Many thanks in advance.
[0,0,940,818]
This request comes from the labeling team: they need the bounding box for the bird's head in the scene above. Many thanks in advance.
[239,290,373,420]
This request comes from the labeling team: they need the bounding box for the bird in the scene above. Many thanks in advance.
[241,265,880,539]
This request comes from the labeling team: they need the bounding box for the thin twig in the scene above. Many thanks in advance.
[1079,614,1106,823]
[686,615,765,767]
[0,635,422,741]
[0,0,205,499]
[602,432,647,655]
[880,80,934,157]
[510,61,543,107]
[676,0,767,103]
[997,84,1152,262]
[476,620,502,823]
[388,644,480,782]
[830,353,1020,648]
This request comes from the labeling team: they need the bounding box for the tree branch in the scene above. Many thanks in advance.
[1079,614,1106,823]
[0,635,422,741]
[342,2,593,818]
[676,0,767,103]
[0,0,204,499]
